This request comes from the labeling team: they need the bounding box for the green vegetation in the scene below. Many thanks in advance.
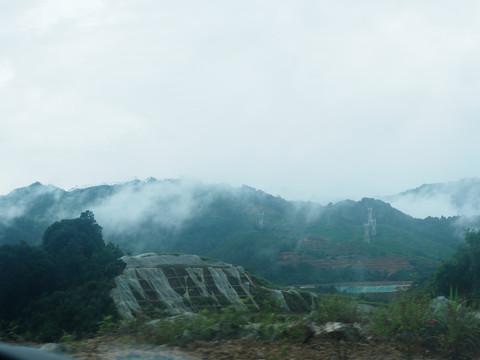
[170,196,460,285]
[313,294,359,323]
[103,230,480,359]
[85,290,480,359]
[370,292,480,359]
[434,229,480,300]
[78,288,478,359]
[0,181,471,286]
[0,211,124,341]
[1,216,480,359]
[366,230,480,359]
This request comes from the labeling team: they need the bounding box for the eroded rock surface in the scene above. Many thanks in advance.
[111,253,307,319]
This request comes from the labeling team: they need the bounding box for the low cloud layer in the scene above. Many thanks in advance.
[1,1,480,201]
[90,179,212,237]
[385,179,480,218]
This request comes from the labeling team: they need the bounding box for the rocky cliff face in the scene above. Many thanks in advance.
[111,253,313,320]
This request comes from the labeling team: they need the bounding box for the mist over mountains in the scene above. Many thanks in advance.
[383,178,480,219]
[1,178,479,285]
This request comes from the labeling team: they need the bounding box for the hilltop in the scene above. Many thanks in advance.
[385,178,480,218]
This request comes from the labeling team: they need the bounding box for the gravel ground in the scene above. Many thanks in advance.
[64,342,199,360]
[184,337,407,360]
[58,336,457,360]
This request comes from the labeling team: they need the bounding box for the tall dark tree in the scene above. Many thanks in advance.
[41,210,122,289]
[434,230,480,299]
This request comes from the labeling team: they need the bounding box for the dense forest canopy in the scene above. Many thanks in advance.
[434,229,480,299]
[0,211,124,341]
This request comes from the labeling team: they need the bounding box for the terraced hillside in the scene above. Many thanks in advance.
[112,253,316,320]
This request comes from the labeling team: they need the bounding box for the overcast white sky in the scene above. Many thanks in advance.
[1,0,479,203]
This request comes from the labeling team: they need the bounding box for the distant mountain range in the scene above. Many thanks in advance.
[1,178,479,286]
[384,178,480,218]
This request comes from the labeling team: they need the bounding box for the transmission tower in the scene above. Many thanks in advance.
[257,211,264,229]
[364,222,370,243]
[364,207,376,243]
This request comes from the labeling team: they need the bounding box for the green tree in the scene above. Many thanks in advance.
[0,211,125,341]
[41,210,122,289]
[27,211,126,339]
[434,230,480,299]
[0,241,54,321]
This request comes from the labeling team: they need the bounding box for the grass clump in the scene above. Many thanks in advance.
[370,293,431,359]
[123,306,250,345]
[314,295,360,324]
[433,294,480,358]
[370,292,480,359]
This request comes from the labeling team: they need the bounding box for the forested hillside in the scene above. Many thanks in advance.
[0,179,477,285]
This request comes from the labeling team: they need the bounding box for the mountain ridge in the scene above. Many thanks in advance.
[0,178,477,285]
[384,178,480,218]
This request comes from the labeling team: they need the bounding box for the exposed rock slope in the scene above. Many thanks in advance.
[111,253,314,320]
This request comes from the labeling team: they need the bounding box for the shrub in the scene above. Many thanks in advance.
[370,292,480,359]
[370,293,431,359]
[314,295,359,324]
[433,294,480,358]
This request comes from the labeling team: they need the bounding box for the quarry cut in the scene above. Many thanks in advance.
[111,253,312,320]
